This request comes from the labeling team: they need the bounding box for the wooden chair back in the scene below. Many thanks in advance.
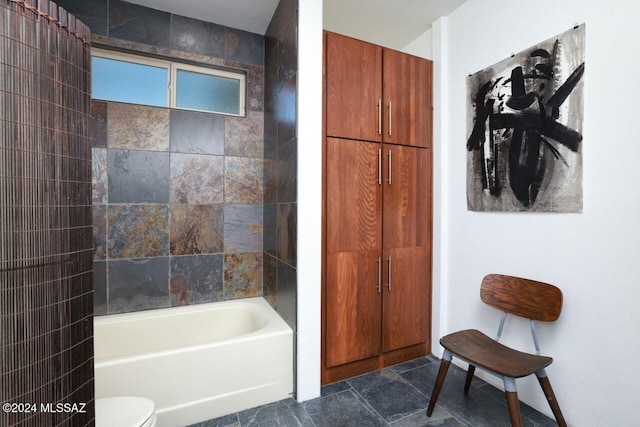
[480,274,563,322]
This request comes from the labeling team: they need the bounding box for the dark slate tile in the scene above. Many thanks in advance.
[263,150,277,204]
[276,75,296,147]
[92,205,107,260]
[277,139,297,203]
[108,0,171,47]
[107,204,169,258]
[303,389,387,427]
[475,382,558,427]
[263,204,277,256]
[264,41,281,108]
[225,28,264,66]
[186,412,239,427]
[171,15,225,58]
[237,398,313,426]
[389,357,434,374]
[400,362,534,427]
[223,252,262,299]
[170,109,225,155]
[90,100,107,148]
[170,153,224,204]
[278,4,297,84]
[390,408,466,427]
[277,203,297,266]
[54,0,108,36]
[107,149,170,203]
[263,103,277,156]
[107,103,170,151]
[224,110,264,158]
[93,261,107,316]
[348,369,429,423]
[321,380,351,397]
[92,148,107,204]
[276,260,296,332]
[263,252,277,309]
[170,254,223,306]
[224,157,263,204]
[108,257,170,314]
[170,205,224,255]
[224,205,262,253]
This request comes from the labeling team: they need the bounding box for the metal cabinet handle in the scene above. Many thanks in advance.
[377,149,382,185]
[387,150,392,185]
[388,101,392,136]
[377,257,382,293]
[377,99,382,135]
[387,256,392,291]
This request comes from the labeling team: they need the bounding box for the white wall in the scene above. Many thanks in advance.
[296,0,323,402]
[402,29,433,59]
[435,0,640,425]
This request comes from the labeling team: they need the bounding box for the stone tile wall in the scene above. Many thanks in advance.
[56,0,266,314]
[263,0,298,333]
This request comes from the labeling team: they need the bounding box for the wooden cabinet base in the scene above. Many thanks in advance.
[321,342,431,385]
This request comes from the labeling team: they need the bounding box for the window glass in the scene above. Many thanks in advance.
[175,69,242,115]
[91,56,168,107]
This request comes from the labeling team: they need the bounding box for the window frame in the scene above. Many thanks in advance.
[91,48,247,117]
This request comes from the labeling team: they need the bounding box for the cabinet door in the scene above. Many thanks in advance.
[381,145,431,352]
[325,32,382,143]
[326,138,382,367]
[383,49,433,148]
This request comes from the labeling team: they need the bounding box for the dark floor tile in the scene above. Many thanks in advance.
[400,362,536,427]
[348,369,429,422]
[186,412,239,427]
[237,398,313,427]
[390,407,464,427]
[475,382,558,427]
[303,389,387,427]
[320,380,351,397]
[389,356,433,374]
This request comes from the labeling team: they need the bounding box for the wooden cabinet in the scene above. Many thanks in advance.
[325,32,432,148]
[323,31,433,384]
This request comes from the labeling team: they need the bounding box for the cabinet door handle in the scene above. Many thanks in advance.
[377,99,382,135]
[377,257,382,293]
[388,101,392,136]
[378,149,382,185]
[387,150,392,185]
[387,256,392,291]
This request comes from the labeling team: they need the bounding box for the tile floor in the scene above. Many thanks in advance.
[188,355,558,427]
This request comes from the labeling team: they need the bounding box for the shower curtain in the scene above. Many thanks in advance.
[0,1,93,425]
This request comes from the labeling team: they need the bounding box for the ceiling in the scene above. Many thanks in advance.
[126,0,466,50]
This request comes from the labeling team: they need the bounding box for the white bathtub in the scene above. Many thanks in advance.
[94,297,293,427]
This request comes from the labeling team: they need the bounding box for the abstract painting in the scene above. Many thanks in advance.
[467,25,585,212]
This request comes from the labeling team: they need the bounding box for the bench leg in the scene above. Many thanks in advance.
[536,370,567,427]
[505,390,523,427]
[426,350,452,417]
[464,364,476,394]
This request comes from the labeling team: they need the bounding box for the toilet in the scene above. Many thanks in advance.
[96,396,156,427]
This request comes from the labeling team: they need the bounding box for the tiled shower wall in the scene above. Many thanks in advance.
[263,0,298,332]
[56,0,266,315]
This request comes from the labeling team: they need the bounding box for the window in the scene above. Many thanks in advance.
[91,49,246,116]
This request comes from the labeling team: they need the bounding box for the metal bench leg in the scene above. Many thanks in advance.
[426,349,452,416]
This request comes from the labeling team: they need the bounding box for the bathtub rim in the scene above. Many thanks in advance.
[94,297,292,367]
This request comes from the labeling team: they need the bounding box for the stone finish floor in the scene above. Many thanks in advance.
[188,355,558,427]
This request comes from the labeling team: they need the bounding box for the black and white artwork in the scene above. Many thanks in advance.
[467,25,585,212]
